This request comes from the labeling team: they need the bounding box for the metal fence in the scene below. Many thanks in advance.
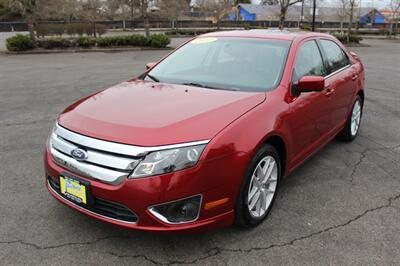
[1,20,398,32]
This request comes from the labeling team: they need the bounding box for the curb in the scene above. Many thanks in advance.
[1,46,173,55]
[345,43,371,47]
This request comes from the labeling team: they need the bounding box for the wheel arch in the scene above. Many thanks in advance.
[262,135,287,178]
[357,89,365,105]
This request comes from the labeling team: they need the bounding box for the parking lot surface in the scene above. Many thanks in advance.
[0,39,399,265]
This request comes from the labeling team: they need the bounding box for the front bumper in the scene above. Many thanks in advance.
[44,148,239,232]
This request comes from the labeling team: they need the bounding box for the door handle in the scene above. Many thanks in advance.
[324,87,334,96]
[352,74,358,81]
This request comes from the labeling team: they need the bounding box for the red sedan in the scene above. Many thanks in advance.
[45,30,364,232]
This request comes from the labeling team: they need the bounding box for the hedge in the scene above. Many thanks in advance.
[37,37,73,49]
[6,34,35,51]
[97,34,170,48]
[148,34,171,48]
[331,32,363,44]
[36,23,108,38]
[6,34,171,51]
[165,28,216,36]
[75,37,96,48]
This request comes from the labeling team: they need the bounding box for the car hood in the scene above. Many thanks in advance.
[58,80,266,146]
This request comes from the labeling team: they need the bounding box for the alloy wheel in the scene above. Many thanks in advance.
[351,99,362,136]
[247,156,278,218]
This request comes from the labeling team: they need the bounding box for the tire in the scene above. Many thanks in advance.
[235,143,281,228]
[337,95,363,142]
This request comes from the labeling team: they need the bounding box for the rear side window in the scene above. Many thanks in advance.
[319,39,349,73]
[293,40,326,81]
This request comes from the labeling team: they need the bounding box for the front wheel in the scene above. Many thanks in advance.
[235,144,281,227]
[337,95,363,142]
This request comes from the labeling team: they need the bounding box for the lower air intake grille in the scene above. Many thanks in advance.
[48,177,138,223]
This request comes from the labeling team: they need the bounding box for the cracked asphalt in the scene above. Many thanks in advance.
[0,39,399,265]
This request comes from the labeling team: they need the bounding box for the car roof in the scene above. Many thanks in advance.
[202,29,332,42]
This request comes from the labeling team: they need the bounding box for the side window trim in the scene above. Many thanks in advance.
[317,38,351,76]
[325,64,351,79]
[315,39,331,74]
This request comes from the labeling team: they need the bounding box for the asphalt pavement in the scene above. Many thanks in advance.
[0,39,399,265]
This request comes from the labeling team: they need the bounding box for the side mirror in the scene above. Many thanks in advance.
[296,76,325,93]
[146,62,156,70]
[350,51,359,60]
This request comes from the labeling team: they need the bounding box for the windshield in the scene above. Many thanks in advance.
[145,37,291,92]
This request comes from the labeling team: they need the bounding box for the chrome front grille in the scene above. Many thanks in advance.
[49,123,210,184]
[49,124,141,184]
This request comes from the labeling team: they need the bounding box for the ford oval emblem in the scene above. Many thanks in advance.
[71,148,88,161]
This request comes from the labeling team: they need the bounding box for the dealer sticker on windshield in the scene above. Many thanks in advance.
[191,37,218,44]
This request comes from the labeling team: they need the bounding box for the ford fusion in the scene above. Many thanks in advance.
[45,30,365,232]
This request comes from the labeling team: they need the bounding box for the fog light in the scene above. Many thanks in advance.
[148,195,202,224]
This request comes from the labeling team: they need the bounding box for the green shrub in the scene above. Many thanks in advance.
[300,24,312,31]
[7,34,170,52]
[37,23,108,37]
[129,34,149,46]
[96,36,113,47]
[37,38,72,49]
[96,36,127,47]
[165,29,214,36]
[331,32,362,44]
[96,34,168,47]
[75,37,95,48]
[148,34,170,48]
[6,34,35,51]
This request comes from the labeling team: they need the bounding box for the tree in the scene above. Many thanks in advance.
[263,0,303,30]
[108,0,140,30]
[199,0,233,29]
[140,0,149,37]
[0,0,21,19]
[337,0,348,33]
[58,0,83,23]
[346,0,356,43]
[159,0,188,29]
[389,0,400,37]
[5,0,61,41]
[80,0,104,38]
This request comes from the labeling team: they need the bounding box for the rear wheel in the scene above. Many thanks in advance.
[235,144,281,227]
[337,95,363,142]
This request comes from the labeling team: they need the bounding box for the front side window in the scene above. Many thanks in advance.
[145,37,291,92]
[293,40,326,81]
[319,39,349,73]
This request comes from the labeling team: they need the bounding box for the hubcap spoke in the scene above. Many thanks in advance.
[265,177,277,184]
[260,189,268,211]
[262,161,275,183]
[249,191,261,210]
[248,185,258,202]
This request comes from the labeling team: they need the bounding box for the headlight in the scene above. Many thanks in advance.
[46,124,56,150]
[129,144,206,178]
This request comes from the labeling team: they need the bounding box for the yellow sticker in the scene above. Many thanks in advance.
[190,37,218,44]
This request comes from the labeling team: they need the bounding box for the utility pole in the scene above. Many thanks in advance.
[357,0,362,29]
[312,0,316,31]
[300,0,304,26]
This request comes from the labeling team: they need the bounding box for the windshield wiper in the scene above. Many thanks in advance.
[144,73,160,82]
[182,82,239,91]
